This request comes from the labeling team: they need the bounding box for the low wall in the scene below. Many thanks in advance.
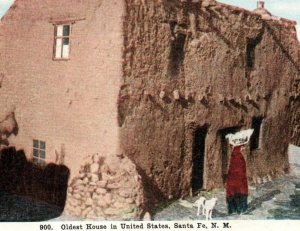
[64,153,145,220]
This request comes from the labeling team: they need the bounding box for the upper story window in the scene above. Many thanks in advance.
[246,36,261,70]
[54,24,71,59]
[246,41,256,69]
[169,33,186,77]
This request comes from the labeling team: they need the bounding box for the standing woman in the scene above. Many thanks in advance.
[226,145,248,214]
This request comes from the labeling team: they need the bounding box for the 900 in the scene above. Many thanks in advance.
[40,224,53,230]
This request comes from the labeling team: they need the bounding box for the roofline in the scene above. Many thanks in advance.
[213,1,297,27]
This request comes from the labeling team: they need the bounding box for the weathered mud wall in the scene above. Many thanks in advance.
[184,2,299,186]
[121,0,187,207]
[120,0,299,207]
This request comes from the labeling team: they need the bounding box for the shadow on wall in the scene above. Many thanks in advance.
[0,147,70,221]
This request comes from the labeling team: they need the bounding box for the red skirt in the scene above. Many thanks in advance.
[226,146,248,198]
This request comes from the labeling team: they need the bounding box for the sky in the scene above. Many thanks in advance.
[0,0,299,37]
[0,0,13,18]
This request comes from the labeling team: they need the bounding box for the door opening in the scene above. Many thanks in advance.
[192,126,207,195]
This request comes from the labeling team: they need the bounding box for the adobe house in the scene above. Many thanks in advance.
[0,0,299,219]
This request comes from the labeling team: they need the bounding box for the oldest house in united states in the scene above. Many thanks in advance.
[0,0,299,219]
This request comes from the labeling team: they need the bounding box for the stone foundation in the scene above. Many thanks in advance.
[64,153,144,220]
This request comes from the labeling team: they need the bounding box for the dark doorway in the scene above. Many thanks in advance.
[218,126,240,184]
[250,117,263,151]
[192,126,208,195]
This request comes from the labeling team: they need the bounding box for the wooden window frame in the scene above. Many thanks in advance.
[53,24,71,60]
[33,139,46,167]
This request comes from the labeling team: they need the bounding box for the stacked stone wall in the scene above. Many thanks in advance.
[64,153,144,220]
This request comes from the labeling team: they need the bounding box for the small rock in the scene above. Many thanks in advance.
[267,174,272,182]
[100,164,109,173]
[103,194,112,205]
[257,177,262,184]
[119,191,129,198]
[74,179,84,186]
[97,200,108,207]
[85,192,92,198]
[125,198,135,204]
[74,185,85,191]
[113,202,128,209]
[90,163,100,173]
[101,173,110,181]
[104,208,119,216]
[88,185,97,192]
[90,173,99,182]
[96,188,107,195]
[68,187,73,194]
[135,196,143,206]
[73,193,81,199]
[92,153,100,163]
[173,90,180,100]
[143,212,151,221]
[107,182,121,189]
[71,206,83,217]
[86,198,93,206]
[159,90,165,99]
[89,182,97,186]
[97,180,107,188]
[91,193,98,200]
[86,173,92,178]
[68,198,80,207]
[83,177,89,184]
[79,173,85,179]
[262,176,268,183]
[82,206,93,217]
[86,210,97,219]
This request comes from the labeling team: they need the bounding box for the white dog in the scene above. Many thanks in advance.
[194,196,206,216]
[203,197,218,220]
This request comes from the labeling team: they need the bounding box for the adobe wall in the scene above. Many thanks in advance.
[290,49,300,146]
[184,2,299,187]
[121,0,187,206]
[0,0,124,178]
[120,0,299,206]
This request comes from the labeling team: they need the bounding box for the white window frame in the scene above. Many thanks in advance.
[33,139,46,167]
[53,24,71,60]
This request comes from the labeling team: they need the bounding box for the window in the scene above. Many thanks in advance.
[246,38,260,69]
[246,42,256,69]
[169,33,186,77]
[33,139,46,167]
[54,24,71,59]
[250,117,263,150]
